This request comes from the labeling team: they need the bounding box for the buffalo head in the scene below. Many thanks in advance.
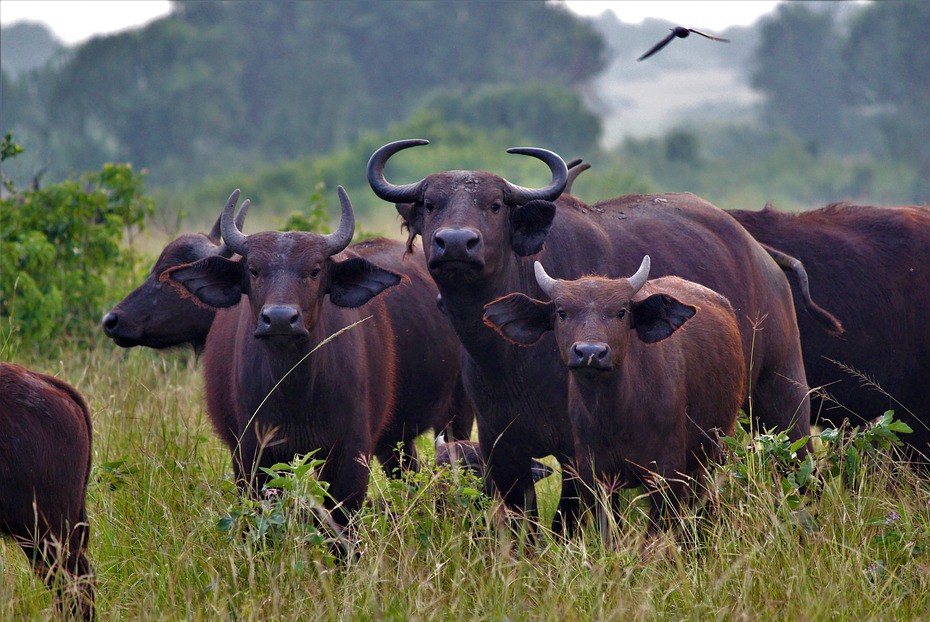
[164,187,401,344]
[368,139,567,285]
[483,257,697,375]
[101,200,250,349]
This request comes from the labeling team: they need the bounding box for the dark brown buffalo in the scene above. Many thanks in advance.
[165,188,401,525]
[0,363,94,620]
[102,204,474,468]
[729,203,930,458]
[368,139,813,534]
[102,201,250,352]
[484,259,746,536]
[557,161,843,335]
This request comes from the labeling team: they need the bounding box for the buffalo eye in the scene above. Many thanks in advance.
[248,266,259,278]
[490,202,501,214]
[309,267,321,279]
[617,309,626,319]
[557,309,566,321]
[424,201,435,214]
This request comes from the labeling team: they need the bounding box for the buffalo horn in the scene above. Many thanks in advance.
[627,255,651,294]
[534,261,559,299]
[502,147,568,204]
[322,186,356,256]
[367,139,429,203]
[220,189,248,256]
[216,199,251,257]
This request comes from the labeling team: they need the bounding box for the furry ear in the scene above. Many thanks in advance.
[510,200,556,256]
[396,202,423,254]
[161,256,244,308]
[631,293,696,343]
[483,293,554,345]
[329,257,402,308]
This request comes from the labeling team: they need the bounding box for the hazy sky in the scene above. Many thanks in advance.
[0,1,782,45]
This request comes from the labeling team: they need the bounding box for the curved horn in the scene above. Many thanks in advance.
[220,189,248,256]
[321,186,356,255]
[627,255,651,295]
[216,199,251,257]
[503,147,568,204]
[367,139,429,203]
[534,261,559,299]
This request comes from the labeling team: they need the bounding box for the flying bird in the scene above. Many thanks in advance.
[637,26,730,62]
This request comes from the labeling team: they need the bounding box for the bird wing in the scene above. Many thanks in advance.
[637,31,678,61]
[688,28,730,42]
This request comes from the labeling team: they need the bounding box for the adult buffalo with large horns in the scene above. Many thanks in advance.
[165,187,402,526]
[368,139,814,534]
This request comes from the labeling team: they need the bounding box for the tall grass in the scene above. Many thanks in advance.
[3,346,929,620]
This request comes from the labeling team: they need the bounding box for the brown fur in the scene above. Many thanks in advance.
[384,158,811,536]
[0,363,94,619]
[486,275,746,536]
[729,203,930,461]
[106,233,473,462]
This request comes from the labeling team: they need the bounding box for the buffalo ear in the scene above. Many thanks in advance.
[483,293,554,345]
[329,257,402,308]
[161,256,244,308]
[631,293,696,343]
[396,202,423,254]
[510,200,556,256]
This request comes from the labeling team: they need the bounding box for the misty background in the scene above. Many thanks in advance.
[1,0,927,236]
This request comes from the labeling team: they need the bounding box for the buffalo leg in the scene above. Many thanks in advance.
[752,347,813,456]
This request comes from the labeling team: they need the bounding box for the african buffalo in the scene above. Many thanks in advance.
[165,188,401,525]
[102,201,474,467]
[434,435,554,484]
[368,139,813,534]
[102,200,250,353]
[1,363,94,620]
[484,259,745,536]
[729,203,930,460]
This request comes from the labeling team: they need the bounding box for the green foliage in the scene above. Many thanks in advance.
[3,348,930,619]
[751,4,846,148]
[278,182,331,234]
[819,412,914,490]
[6,1,604,187]
[0,156,152,350]
[420,81,602,158]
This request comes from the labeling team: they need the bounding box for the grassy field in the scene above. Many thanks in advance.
[2,344,929,621]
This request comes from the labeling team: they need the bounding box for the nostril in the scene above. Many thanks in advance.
[597,347,609,359]
[103,313,119,331]
[289,312,300,326]
[434,236,446,250]
[466,236,479,251]
[260,313,272,326]
[573,344,584,358]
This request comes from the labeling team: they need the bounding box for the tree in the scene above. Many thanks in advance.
[750,4,845,149]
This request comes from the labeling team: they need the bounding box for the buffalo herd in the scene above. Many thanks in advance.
[4,141,928,615]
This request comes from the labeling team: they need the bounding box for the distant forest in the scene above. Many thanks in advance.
[1,1,604,186]
[2,0,927,218]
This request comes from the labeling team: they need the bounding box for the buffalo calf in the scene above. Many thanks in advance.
[434,435,553,484]
[484,258,746,537]
[0,363,94,619]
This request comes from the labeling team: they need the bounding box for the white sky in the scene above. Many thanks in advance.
[0,1,782,45]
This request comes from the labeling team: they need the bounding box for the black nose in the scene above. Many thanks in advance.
[432,228,480,261]
[102,312,119,335]
[568,342,611,370]
[256,305,303,336]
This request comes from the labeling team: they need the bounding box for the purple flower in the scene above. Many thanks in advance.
[885,510,900,526]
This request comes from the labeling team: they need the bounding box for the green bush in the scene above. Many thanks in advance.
[1,143,152,352]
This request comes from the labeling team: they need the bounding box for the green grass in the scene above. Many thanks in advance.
[3,345,929,620]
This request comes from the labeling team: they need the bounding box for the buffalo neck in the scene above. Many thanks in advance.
[434,253,544,368]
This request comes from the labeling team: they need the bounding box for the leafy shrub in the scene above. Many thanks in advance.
[1,141,153,351]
